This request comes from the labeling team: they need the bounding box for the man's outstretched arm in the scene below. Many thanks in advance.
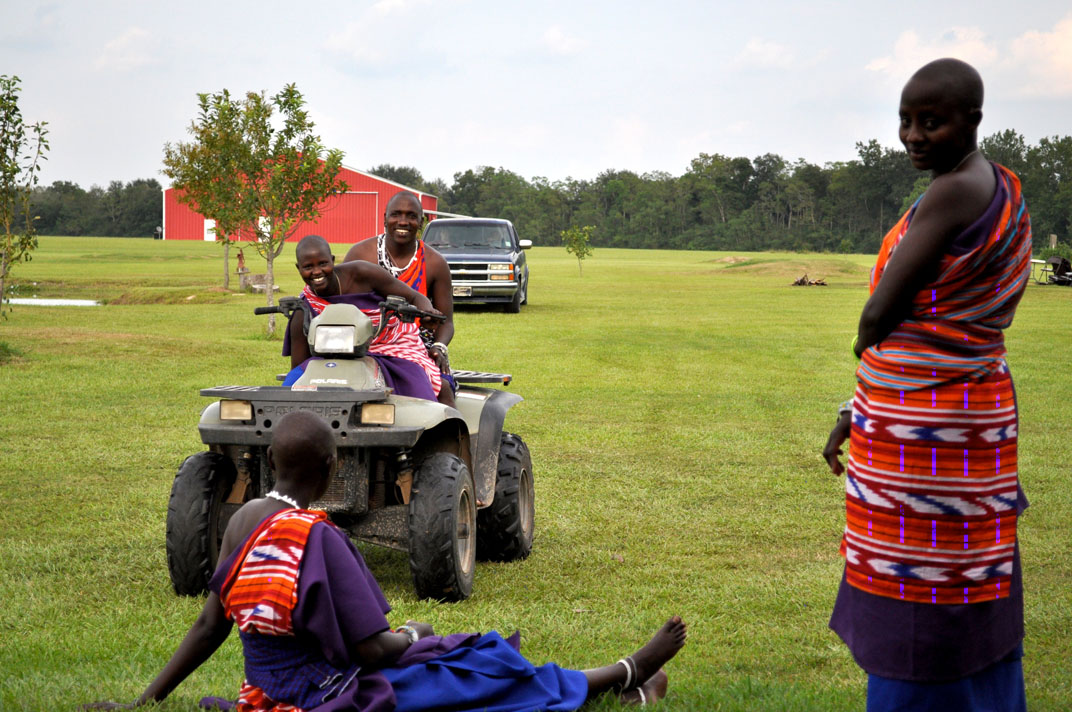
[82,593,234,709]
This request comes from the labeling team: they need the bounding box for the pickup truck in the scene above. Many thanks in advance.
[422,218,531,313]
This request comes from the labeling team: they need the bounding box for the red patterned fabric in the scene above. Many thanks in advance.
[383,238,427,297]
[858,164,1031,392]
[844,163,1031,605]
[220,509,327,635]
[234,684,300,712]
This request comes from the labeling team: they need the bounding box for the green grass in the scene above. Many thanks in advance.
[1,237,1069,710]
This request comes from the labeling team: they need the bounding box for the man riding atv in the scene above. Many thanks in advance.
[345,191,457,406]
[282,235,443,400]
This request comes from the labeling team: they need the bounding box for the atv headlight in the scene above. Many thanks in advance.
[361,403,395,425]
[220,399,253,421]
[313,325,356,354]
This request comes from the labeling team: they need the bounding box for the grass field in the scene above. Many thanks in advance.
[1,237,1069,711]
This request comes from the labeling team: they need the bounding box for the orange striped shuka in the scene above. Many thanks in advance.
[220,508,327,635]
[377,235,427,297]
[844,163,1032,605]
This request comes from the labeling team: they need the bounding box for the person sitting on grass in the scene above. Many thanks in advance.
[282,234,445,401]
[83,410,688,711]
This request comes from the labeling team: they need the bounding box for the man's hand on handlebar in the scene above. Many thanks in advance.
[413,294,439,317]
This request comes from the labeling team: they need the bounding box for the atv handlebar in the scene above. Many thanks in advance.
[380,295,446,324]
[253,295,441,328]
[254,297,303,319]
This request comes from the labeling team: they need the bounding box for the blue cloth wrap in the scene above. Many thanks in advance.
[383,631,588,712]
[866,644,1026,712]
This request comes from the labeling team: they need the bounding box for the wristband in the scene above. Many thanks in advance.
[838,399,853,418]
[396,625,419,644]
[431,342,448,355]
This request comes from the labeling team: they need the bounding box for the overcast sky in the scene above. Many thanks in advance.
[4,1,1071,191]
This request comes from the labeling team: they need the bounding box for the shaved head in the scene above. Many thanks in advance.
[270,411,335,481]
[386,191,423,219]
[899,58,986,173]
[907,58,984,115]
[295,234,331,261]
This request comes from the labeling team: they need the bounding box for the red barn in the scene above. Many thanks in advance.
[162,165,439,244]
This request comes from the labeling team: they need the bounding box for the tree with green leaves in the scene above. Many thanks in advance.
[561,224,594,275]
[162,84,347,335]
[1,75,49,318]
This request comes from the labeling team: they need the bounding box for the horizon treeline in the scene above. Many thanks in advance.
[31,129,1071,251]
[391,129,1070,253]
[30,178,163,238]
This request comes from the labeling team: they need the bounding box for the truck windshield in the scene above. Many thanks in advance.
[425,225,511,249]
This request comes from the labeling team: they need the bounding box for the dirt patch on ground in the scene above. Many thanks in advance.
[109,288,236,305]
[726,257,869,278]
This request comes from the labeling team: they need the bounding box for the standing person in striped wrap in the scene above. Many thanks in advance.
[345,192,457,407]
[822,58,1032,711]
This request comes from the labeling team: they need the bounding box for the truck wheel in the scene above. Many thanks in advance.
[166,452,235,596]
[477,432,534,561]
[408,452,476,601]
[504,283,523,313]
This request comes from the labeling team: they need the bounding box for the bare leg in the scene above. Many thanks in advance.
[436,383,456,407]
[582,616,686,703]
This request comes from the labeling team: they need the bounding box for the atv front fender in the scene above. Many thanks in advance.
[454,388,523,507]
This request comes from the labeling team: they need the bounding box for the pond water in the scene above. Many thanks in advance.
[8,298,101,307]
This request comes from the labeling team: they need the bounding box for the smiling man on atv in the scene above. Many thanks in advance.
[344,191,456,405]
[282,235,445,401]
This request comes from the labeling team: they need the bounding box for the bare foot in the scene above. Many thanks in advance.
[620,669,668,706]
[627,616,687,687]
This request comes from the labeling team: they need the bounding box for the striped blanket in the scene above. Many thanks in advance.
[844,163,1031,605]
[220,509,326,635]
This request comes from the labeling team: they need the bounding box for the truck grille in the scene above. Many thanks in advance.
[451,263,493,281]
[449,262,516,283]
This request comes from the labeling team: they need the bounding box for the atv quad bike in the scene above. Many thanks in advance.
[165,296,534,602]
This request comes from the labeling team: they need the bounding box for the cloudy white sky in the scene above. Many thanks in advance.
[4,1,1072,190]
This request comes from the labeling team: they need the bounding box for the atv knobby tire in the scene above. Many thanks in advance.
[407,452,476,601]
[166,452,236,596]
[477,432,534,562]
